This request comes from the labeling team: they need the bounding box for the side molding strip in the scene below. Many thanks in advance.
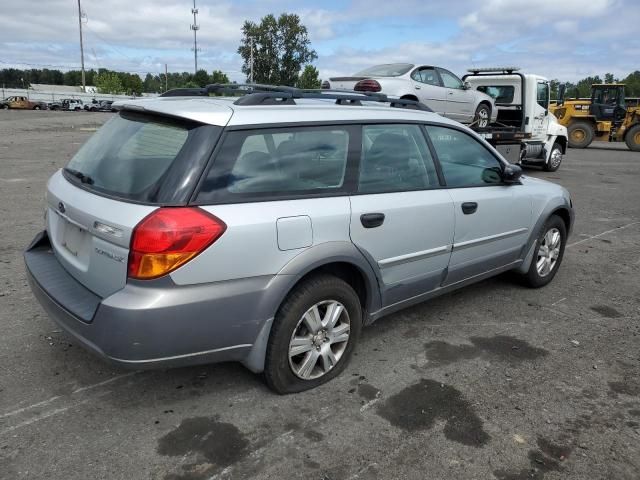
[378,245,451,268]
[453,228,528,250]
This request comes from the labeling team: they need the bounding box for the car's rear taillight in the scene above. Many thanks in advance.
[354,79,381,92]
[128,207,226,280]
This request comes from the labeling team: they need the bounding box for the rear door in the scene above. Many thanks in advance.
[437,68,475,122]
[425,125,531,285]
[409,66,447,115]
[349,124,454,306]
[47,111,224,297]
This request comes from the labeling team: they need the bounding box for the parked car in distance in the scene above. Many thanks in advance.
[25,85,573,394]
[323,63,497,127]
[60,98,83,111]
[1,96,48,110]
[84,99,101,112]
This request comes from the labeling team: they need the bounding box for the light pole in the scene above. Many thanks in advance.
[77,0,86,92]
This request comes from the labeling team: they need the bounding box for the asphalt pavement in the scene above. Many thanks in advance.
[0,110,639,480]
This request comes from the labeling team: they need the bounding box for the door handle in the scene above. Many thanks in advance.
[415,85,421,90]
[461,202,478,214]
[448,91,454,95]
[360,213,385,228]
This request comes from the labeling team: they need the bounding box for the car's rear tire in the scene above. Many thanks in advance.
[474,103,491,128]
[543,142,563,172]
[568,121,594,148]
[624,124,640,152]
[264,275,362,394]
[521,215,567,288]
[1,104,8,110]
[33,105,41,110]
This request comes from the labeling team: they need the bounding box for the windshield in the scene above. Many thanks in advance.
[353,63,414,77]
[64,111,218,204]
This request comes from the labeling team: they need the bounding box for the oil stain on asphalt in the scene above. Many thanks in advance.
[376,379,489,447]
[590,304,623,318]
[493,436,570,480]
[157,416,249,467]
[424,335,548,366]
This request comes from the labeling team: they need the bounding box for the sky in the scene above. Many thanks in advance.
[1,0,639,83]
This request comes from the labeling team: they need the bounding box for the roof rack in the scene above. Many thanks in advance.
[159,83,433,112]
[467,66,520,74]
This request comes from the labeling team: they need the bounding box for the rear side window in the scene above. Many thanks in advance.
[64,112,217,203]
[426,126,503,187]
[196,127,351,203]
[359,124,439,193]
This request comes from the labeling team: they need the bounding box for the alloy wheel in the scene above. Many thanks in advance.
[288,300,351,380]
[536,227,561,277]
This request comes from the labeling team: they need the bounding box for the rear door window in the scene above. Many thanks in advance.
[359,124,440,193]
[64,111,219,204]
[196,126,352,203]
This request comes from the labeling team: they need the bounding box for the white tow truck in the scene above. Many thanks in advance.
[463,67,568,171]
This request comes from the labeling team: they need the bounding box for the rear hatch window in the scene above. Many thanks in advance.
[64,111,220,204]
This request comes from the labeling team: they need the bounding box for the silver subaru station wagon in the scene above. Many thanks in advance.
[24,85,573,393]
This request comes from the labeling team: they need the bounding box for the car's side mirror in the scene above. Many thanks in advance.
[463,81,471,90]
[501,164,523,184]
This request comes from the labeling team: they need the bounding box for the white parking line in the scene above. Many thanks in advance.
[0,372,137,423]
[567,221,640,248]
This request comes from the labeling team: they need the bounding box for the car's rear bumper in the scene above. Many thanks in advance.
[24,231,282,370]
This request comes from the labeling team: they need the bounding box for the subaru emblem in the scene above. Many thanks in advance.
[58,202,66,214]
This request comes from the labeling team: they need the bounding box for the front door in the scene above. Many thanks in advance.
[409,66,447,115]
[437,68,475,122]
[350,124,455,307]
[531,81,550,141]
[425,125,531,285]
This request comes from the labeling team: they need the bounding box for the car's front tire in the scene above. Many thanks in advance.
[521,215,567,288]
[474,103,491,128]
[264,275,362,394]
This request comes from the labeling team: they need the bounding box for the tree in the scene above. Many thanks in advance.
[95,71,124,94]
[296,65,321,89]
[604,72,617,84]
[210,70,229,84]
[622,71,640,96]
[193,69,210,87]
[238,13,317,86]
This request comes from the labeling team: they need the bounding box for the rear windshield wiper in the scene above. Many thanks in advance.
[64,167,95,185]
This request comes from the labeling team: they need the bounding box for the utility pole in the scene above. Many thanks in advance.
[165,64,168,92]
[190,0,200,74]
[249,38,254,83]
[77,0,86,92]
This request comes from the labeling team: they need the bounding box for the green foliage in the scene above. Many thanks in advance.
[296,65,321,89]
[211,70,230,84]
[95,71,124,94]
[238,13,317,85]
[193,69,210,87]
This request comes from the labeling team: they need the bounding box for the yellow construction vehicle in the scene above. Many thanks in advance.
[550,83,640,151]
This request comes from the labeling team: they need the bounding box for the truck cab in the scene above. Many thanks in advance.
[464,68,568,171]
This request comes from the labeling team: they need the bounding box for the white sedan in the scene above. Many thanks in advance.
[323,63,497,127]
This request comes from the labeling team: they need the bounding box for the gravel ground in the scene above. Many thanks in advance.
[0,110,639,480]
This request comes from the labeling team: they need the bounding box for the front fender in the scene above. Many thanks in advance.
[515,186,573,274]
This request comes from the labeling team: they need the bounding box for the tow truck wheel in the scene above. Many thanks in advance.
[567,121,594,148]
[543,143,563,172]
[625,124,640,152]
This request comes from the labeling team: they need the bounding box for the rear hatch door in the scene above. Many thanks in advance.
[46,109,224,297]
